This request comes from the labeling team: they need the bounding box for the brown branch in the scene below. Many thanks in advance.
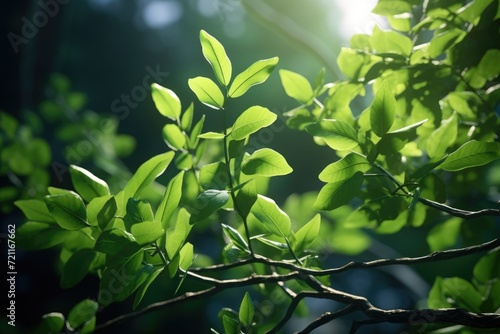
[418,197,500,219]
[297,305,359,334]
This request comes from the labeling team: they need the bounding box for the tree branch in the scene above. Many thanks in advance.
[418,197,500,219]
[297,304,359,334]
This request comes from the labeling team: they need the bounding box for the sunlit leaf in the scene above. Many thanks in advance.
[162,124,186,151]
[199,162,229,190]
[44,193,88,230]
[200,30,232,86]
[151,83,181,120]
[229,57,279,98]
[439,140,500,171]
[293,214,321,254]
[319,153,370,182]
[67,299,98,331]
[231,106,277,140]
[314,172,364,211]
[370,81,396,137]
[241,148,292,177]
[279,69,313,104]
[69,165,110,202]
[305,120,358,151]
[155,171,185,228]
[38,313,65,334]
[188,76,225,110]
[14,199,55,223]
[427,218,462,252]
[131,221,164,245]
[222,223,248,251]
[239,292,255,328]
[166,209,192,259]
[250,195,291,238]
[179,242,194,271]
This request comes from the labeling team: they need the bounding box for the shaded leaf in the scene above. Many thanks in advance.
[239,292,255,328]
[14,199,55,223]
[44,193,88,230]
[189,190,230,224]
[370,81,396,137]
[314,172,364,211]
[61,249,97,289]
[67,299,98,331]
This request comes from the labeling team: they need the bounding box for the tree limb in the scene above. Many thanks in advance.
[418,197,500,219]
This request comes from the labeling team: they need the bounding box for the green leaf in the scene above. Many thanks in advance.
[188,76,225,110]
[255,236,288,250]
[250,195,291,238]
[95,196,117,230]
[133,267,164,309]
[305,120,359,151]
[189,189,230,224]
[45,193,88,230]
[199,162,229,190]
[279,69,313,104]
[197,132,225,139]
[166,208,192,259]
[428,277,483,312]
[294,214,321,254]
[410,155,448,180]
[17,222,68,250]
[473,250,500,283]
[67,299,98,331]
[222,315,240,334]
[123,152,175,199]
[439,140,500,171]
[94,228,136,255]
[115,264,155,302]
[313,172,364,211]
[231,106,277,140]
[228,57,279,98]
[179,242,194,271]
[319,153,370,182]
[124,199,154,229]
[428,28,466,58]
[69,165,110,202]
[370,81,396,137]
[372,0,412,16]
[222,223,248,251]
[370,25,413,56]
[38,313,65,334]
[61,249,97,288]
[188,115,205,149]
[427,218,462,252]
[241,148,293,177]
[131,221,164,245]
[181,102,194,131]
[426,114,458,158]
[155,171,184,229]
[151,83,181,120]
[162,124,186,151]
[99,248,144,306]
[200,30,232,86]
[14,199,55,223]
[239,292,255,328]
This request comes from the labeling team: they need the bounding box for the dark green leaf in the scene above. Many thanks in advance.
[133,267,164,309]
[67,299,98,331]
[221,223,248,251]
[473,250,500,283]
[94,228,137,255]
[124,198,154,229]
[199,162,229,190]
[228,57,279,98]
[116,264,155,302]
[189,189,230,224]
[17,222,68,250]
[38,313,65,334]
[294,214,321,254]
[239,292,255,328]
[313,172,364,211]
[86,195,116,229]
[222,315,240,334]
[61,249,97,288]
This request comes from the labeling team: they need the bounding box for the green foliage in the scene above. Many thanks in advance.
[11,1,500,332]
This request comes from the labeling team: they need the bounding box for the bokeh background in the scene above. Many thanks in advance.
[2,1,486,333]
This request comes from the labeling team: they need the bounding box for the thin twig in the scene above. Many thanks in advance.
[297,305,359,334]
[418,197,500,218]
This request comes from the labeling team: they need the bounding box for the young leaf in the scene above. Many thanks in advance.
[188,115,205,149]
[189,189,230,224]
[231,106,277,140]
[44,193,89,230]
[151,83,181,121]
[221,223,248,251]
[155,171,185,228]
[305,120,359,151]
[250,195,291,238]
[279,69,314,104]
[188,76,225,110]
[319,153,371,182]
[14,199,55,223]
[222,315,240,334]
[133,267,164,309]
[370,81,396,137]
[198,131,225,140]
[228,57,279,98]
[199,162,229,190]
[313,172,364,211]
[439,140,500,171]
[181,102,194,131]
[123,152,175,200]
[131,221,164,245]
[294,214,321,254]
[241,148,293,177]
[69,165,110,202]
[67,299,98,331]
[61,249,97,289]
[162,124,186,151]
[239,292,255,328]
[179,242,194,271]
[200,30,232,86]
